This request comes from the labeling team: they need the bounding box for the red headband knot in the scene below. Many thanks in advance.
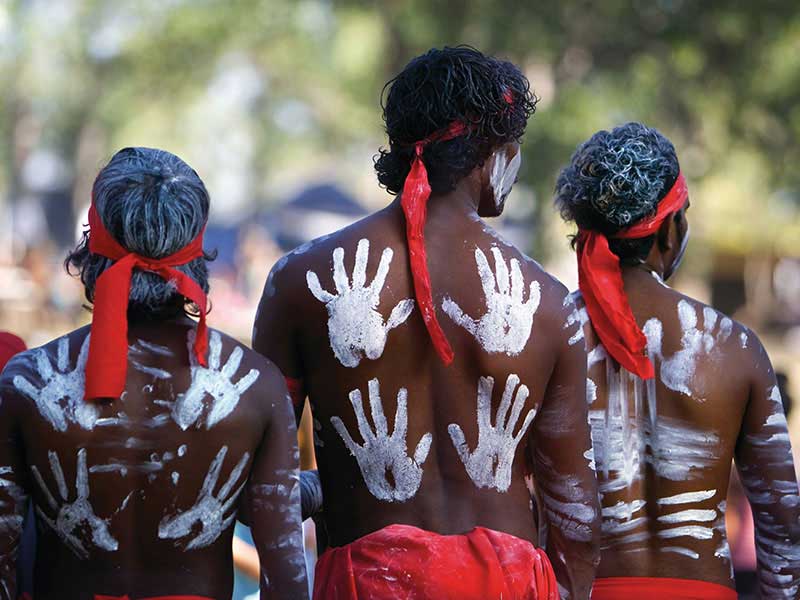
[577,172,689,379]
[84,203,209,400]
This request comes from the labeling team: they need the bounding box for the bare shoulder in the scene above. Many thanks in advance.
[208,327,285,392]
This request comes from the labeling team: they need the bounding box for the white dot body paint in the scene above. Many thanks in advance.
[307,239,414,368]
[490,148,522,209]
[172,331,259,430]
[171,472,179,485]
[13,335,99,431]
[442,247,541,356]
[178,444,187,457]
[449,374,537,492]
[644,300,732,399]
[30,449,120,559]
[158,446,249,550]
[331,378,431,502]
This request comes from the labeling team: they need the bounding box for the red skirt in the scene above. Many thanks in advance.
[313,523,557,600]
[592,577,737,599]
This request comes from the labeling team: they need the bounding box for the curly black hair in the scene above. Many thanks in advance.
[554,122,680,264]
[375,46,538,195]
[66,147,216,320]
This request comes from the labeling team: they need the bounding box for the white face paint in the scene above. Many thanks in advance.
[330,378,431,502]
[171,331,259,430]
[442,247,540,356]
[490,148,522,209]
[31,449,120,559]
[307,239,414,368]
[644,301,732,399]
[13,335,99,431]
[449,374,537,492]
[158,446,249,550]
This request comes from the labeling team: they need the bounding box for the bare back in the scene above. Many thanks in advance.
[581,268,800,594]
[0,320,307,599]
[254,199,600,597]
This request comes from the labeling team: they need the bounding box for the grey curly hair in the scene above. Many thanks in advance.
[66,147,215,319]
[555,122,680,263]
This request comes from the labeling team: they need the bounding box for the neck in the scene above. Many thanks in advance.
[417,177,483,222]
[620,260,666,285]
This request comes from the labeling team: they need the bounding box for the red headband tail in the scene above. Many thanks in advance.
[84,204,209,400]
[577,172,689,379]
[399,121,469,366]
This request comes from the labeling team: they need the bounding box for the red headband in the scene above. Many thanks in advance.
[84,203,209,400]
[577,172,688,379]
[401,90,515,365]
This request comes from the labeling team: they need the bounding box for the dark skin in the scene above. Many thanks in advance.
[583,203,800,593]
[254,143,601,599]
[0,317,308,600]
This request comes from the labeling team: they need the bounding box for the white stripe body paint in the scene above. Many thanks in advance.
[657,490,717,505]
[158,446,250,550]
[449,374,537,492]
[331,378,431,502]
[172,330,259,430]
[662,546,700,559]
[442,247,540,356]
[306,239,414,368]
[489,148,522,209]
[13,335,99,431]
[31,448,119,559]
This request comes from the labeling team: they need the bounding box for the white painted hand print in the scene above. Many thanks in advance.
[31,449,119,559]
[331,378,431,502]
[13,336,99,431]
[306,239,414,368]
[172,331,259,430]
[159,446,249,550]
[644,300,732,398]
[449,374,537,492]
[442,247,540,355]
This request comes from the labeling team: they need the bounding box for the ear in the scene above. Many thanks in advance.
[656,214,673,251]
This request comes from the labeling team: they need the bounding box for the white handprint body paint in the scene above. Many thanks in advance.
[0,467,26,535]
[307,239,414,368]
[737,385,800,597]
[331,378,431,502]
[13,336,99,431]
[443,247,541,356]
[171,331,259,430]
[31,449,119,559]
[449,374,537,492]
[490,148,522,209]
[159,446,249,550]
[563,292,589,347]
[643,301,732,399]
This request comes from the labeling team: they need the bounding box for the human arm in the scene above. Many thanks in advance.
[0,371,30,600]
[734,337,800,598]
[252,258,306,425]
[529,304,600,599]
[246,372,309,600]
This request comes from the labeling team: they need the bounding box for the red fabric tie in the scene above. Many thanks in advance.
[84,204,209,400]
[577,172,689,379]
[400,121,470,366]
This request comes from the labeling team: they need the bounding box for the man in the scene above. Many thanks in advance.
[0,148,308,599]
[555,122,800,599]
[254,46,600,599]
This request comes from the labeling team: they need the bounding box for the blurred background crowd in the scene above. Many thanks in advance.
[1,1,798,597]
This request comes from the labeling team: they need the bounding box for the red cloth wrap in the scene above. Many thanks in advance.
[313,524,557,600]
[85,204,208,400]
[285,376,305,411]
[577,172,688,379]
[400,121,470,366]
[591,577,736,599]
[0,332,26,372]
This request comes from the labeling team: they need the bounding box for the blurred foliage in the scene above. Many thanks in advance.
[1,0,799,257]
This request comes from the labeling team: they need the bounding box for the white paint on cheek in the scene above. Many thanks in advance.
[331,378,431,502]
[306,239,414,368]
[490,149,521,208]
[13,335,99,431]
[442,247,540,356]
[449,374,537,493]
[173,331,260,430]
[158,446,250,550]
